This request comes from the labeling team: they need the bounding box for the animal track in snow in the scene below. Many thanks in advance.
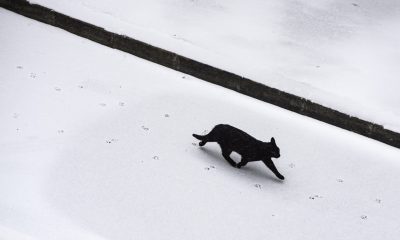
[106,138,118,144]
[309,194,323,200]
[204,165,215,171]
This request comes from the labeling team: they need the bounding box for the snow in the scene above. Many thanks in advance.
[1,8,400,240]
[28,0,400,132]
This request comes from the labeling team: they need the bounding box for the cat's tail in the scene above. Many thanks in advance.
[192,134,208,146]
[192,134,205,140]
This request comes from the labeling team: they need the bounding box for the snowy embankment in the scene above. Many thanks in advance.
[29,0,400,132]
[1,9,400,240]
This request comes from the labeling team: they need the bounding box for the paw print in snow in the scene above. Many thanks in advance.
[106,138,118,144]
[119,102,125,107]
[164,114,170,118]
[54,87,61,91]
[99,103,107,107]
[289,163,295,168]
[78,85,84,89]
[360,215,367,220]
[336,178,344,183]
[204,165,215,171]
[254,184,262,189]
[141,126,149,131]
[30,73,36,78]
[57,130,64,134]
[153,156,159,160]
[17,66,23,70]
[375,198,382,204]
[309,194,322,200]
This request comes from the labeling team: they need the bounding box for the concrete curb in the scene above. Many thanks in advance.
[2,0,400,149]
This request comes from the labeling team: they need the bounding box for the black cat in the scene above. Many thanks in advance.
[193,124,284,180]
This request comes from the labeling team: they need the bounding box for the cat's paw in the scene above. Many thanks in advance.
[230,163,239,168]
[277,175,285,180]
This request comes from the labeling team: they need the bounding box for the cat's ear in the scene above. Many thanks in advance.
[271,137,275,144]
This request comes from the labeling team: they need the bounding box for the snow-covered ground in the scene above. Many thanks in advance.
[29,0,400,132]
[1,9,400,240]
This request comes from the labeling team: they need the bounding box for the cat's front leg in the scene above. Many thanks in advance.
[262,159,284,180]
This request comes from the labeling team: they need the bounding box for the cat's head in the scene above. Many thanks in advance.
[269,137,280,158]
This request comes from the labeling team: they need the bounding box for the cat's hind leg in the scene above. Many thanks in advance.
[221,148,237,167]
[237,159,248,169]
[192,134,208,146]
[193,126,220,146]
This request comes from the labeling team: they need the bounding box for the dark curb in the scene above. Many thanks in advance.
[2,0,400,149]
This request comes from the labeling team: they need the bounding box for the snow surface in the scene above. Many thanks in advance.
[1,8,400,240]
[29,0,400,132]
